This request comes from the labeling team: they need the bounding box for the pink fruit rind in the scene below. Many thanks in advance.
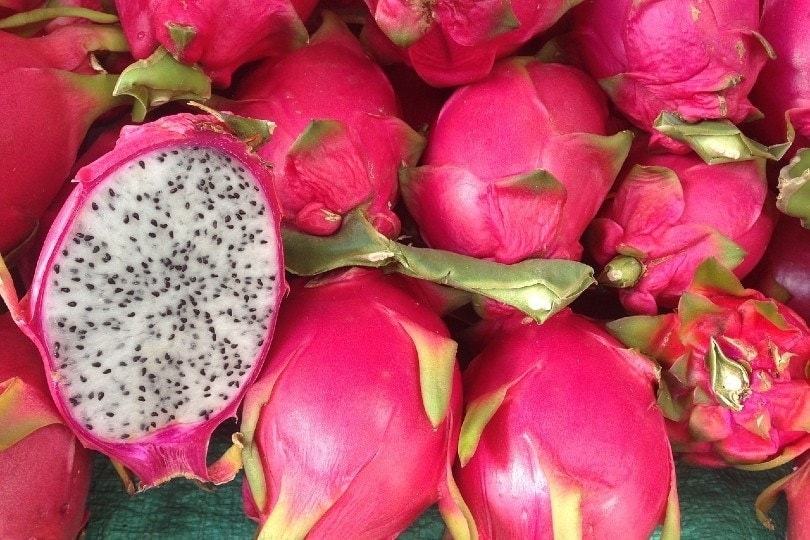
[238,269,474,538]
[456,309,680,539]
[0,313,93,539]
[0,112,286,491]
[756,451,810,537]
[114,0,313,87]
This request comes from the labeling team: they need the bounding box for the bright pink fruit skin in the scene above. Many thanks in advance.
[0,313,93,540]
[16,119,129,290]
[228,12,424,238]
[587,151,776,314]
[747,0,810,157]
[456,309,677,539]
[400,57,630,264]
[570,0,770,153]
[114,0,314,87]
[7,113,285,491]
[610,264,810,469]
[784,453,810,540]
[360,0,581,87]
[0,25,129,257]
[0,0,42,16]
[746,215,810,323]
[240,268,468,538]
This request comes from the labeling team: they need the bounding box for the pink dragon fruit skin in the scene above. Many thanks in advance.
[114,0,314,87]
[0,112,287,492]
[400,56,632,264]
[747,0,810,156]
[455,308,680,539]
[0,24,131,258]
[360,0,583,87]
[587,151,777,315]
[0,313,93,539]
[608,259,810,469]
[746,215,810,323]
[239,268,474,539]
[15,118,129,290]
[227,11,425,238]
[569,0,771,153]
[757,451,810,539]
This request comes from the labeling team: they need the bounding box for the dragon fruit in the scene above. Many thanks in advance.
[0,111,286,492]
[226,10,425,238]
[587,151,776,315]
[756,451,810,539]
[746,215,810,323]
[747,0,810,156]
[399,56,632,264]
[238,268,474,538]
[0,23,132,258]
[0,312,93,539]
[360,0,582,87]
[15,118,130,290]
[455,308,680,539]
[608,258,810,469]
[569,0,772,153]
[114,0,314,87]
[0,0,42,16]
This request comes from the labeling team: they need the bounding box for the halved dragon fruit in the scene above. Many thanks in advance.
[0,111,286,492]
[0,312,93,539]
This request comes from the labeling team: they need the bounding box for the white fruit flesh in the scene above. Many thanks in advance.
[40,145,280,440]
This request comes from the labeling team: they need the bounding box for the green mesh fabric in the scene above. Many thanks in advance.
[83,431,791,539]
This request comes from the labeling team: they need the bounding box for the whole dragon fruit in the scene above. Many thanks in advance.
[608,258,810,469]
[226,11,425,238]
[0,312,93,539]
[569,0,772,153]
[455,308,680,539]
[114,0,314,87]
[747,0,810,156]
[0,111,286,492]
[587,151,776,315]
[238,268,474,539]
[399,56,632,264]
[756,451,810,539]
[360,0,582,87]
[0,22,132,258]
[746,215,810,323]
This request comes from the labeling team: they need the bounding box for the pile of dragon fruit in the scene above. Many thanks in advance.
[2,0,810,538]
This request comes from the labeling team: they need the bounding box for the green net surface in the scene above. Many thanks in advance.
[83,431,791,539]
